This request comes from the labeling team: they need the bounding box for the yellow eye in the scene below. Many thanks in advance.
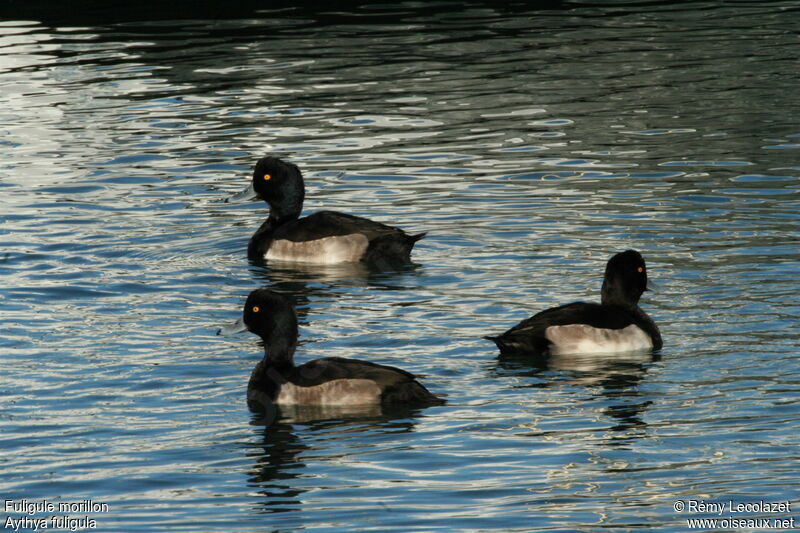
[252,306,260,313]
[637,267,644,273]
[263,174,271,181]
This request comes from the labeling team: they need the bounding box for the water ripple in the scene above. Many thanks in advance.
[1,3,799,531]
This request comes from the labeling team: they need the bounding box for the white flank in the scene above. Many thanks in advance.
[275,378,382,406]
[265,234,369,264]
[545,324,653,355]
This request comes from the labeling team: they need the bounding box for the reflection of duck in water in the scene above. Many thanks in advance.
[229,156,425,268]
[486,250,662,356]
[219,289,444,413]
[247,418,307,512]
[494,345,657,442]
[258,260,372,285]
[496,347,657,378]
[247,407,422,513]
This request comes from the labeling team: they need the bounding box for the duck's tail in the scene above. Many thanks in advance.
[382,380,445,406]
[483,335,506,351]
[363,231,426,269]
[409,232,426,244]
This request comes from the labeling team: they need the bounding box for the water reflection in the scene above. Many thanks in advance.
[253,261,422,288]
[246,405,424,514]
[495,350,659,440]
[246,419,307,514]
[3,1,800,530]
[242,261,425,331]
[257,260,371,284]
[499,349,657,376]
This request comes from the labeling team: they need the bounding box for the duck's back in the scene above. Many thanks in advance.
[275,211,402,241]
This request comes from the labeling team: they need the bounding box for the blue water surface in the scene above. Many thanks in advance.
[1,2,799,531]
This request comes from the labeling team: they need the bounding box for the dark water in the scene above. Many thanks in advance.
[1,1,799,531]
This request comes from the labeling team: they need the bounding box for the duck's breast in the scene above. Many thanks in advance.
[275,378,382,405]
[266,233,370,264]
[545,323,653,355]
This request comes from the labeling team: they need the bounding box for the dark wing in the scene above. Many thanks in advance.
[274,211,408,242]
[290,357,413,386]
[291,357,443,405]
[486,302,638,354]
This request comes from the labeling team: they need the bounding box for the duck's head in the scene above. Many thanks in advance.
[600,249,650,307]
[228,156,305,221]
[218,289,299,359]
